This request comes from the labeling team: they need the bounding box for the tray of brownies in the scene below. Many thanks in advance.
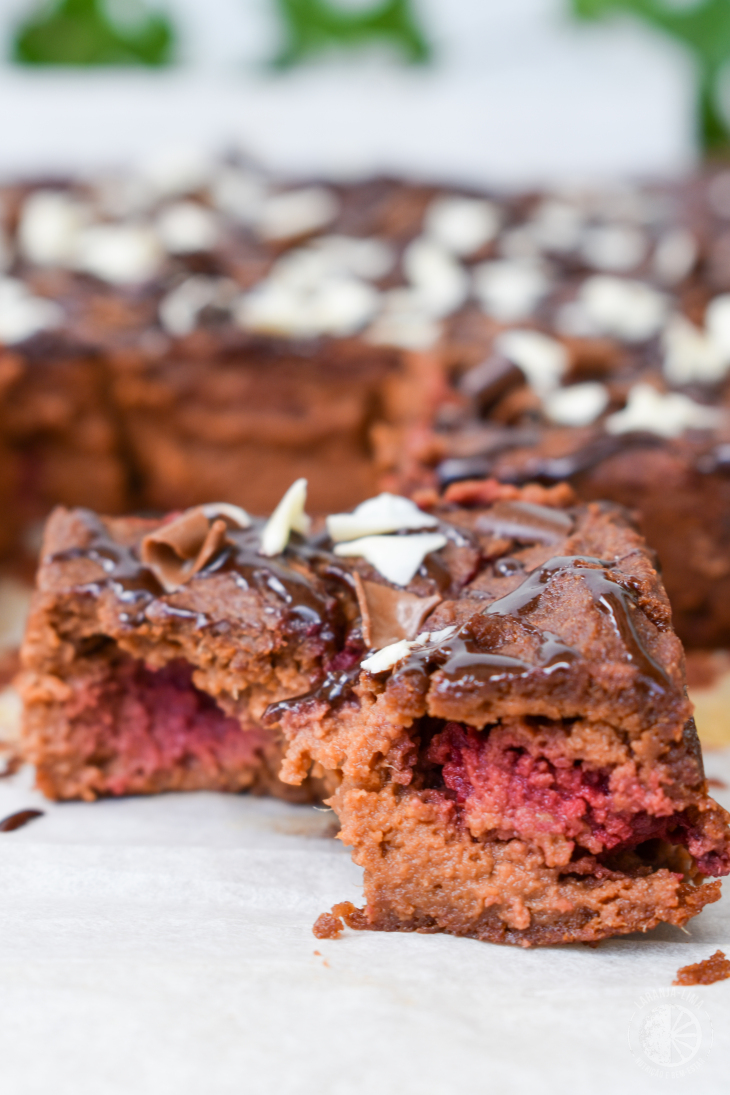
[1,154,729,1090]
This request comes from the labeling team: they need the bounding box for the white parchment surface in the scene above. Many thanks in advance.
[0,752,728,1095]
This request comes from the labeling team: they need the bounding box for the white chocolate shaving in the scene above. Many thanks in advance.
[578,276,667,342]
[543,382,609,427]
[75,224,163,284]
[334,532,447,587]
[402,237,469,317]
[200,503,251,529]
[237,275,378,338]
[361,638,419,674]
[327,493,438,543]
[307,235,394,280]
[529,200,583,254]
[156,202,220,254]
[473,259,549,322]
[662,314,729,386]
[17,190,91,266]
[580,225,646,272]
[141,146,212,199]
[653,229,697,285]
[159,276,237,337]
[260,479,311,557]
[0,278,63,344]
[257,187,339,241]
[605,383,723,439]
[495,329,568,397]
[366,288,441,349]
[706,295,730,360]
[424,195,500,256]
[362,625,457,673]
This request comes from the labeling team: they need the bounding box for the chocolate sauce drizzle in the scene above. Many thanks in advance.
[437,435,664,488]
[0,809,44,832]
[387,555,669,695]
[50,510,335,635]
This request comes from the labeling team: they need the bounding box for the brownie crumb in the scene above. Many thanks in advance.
[331,902,370,931]
[313,912,344,940]
[674,950,730,986]
[706,777,728,790]
[0,808,44,832]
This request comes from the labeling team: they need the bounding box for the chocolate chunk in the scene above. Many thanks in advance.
[354,574,441,648]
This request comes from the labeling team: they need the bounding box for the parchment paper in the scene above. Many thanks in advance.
[0,749,728,1095]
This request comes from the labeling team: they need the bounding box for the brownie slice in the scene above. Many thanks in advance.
[18,480,730,944]
[18,501,359,801]
[269,482,730,946]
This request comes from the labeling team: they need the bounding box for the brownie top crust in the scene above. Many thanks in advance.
[25,479,689,741]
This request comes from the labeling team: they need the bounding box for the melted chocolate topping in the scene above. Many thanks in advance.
[387,555,669,695]
[437,435,666,488]
[51,510,335,634]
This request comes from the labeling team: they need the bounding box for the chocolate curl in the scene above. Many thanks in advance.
[354,573,441,650]
[140,509,229,593]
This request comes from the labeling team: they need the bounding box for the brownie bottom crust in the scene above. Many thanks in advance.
[330,782,721,948]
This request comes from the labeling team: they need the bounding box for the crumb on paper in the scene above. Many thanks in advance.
[312,912,344,940]
[674,950,730,986]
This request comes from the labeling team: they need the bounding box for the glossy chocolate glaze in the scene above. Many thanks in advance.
[437,435,666,489]
[387,555,669,696]
[50,510,338,637]
[51,507,670,720]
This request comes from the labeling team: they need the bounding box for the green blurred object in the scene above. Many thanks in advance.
[272,0,431,67]
[13,0,174,66]
[571,0,730,152]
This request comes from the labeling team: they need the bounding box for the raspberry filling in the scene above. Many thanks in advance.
[427,722,730,875]
[66,657,268,794]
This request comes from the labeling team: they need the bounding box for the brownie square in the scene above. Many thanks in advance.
[269,482,730,945]
[20,478,729,945]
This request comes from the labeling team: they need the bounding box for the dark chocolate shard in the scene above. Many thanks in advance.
[141,509,229,592]
[475,500,574,544]
[354,574,441,648]
[459,354,525,413]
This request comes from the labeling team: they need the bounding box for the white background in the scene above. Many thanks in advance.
[0,0,701,183]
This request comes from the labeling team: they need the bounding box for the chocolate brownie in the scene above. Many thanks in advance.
[18,496,355,801]
[19,480,730,945]
[4,161,730,648]
[269,482,730,946]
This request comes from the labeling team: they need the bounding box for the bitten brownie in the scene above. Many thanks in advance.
[17,497,357,801]
[18,481,730,945]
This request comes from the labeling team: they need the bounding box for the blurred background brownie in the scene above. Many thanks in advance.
[3,161,730,647]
